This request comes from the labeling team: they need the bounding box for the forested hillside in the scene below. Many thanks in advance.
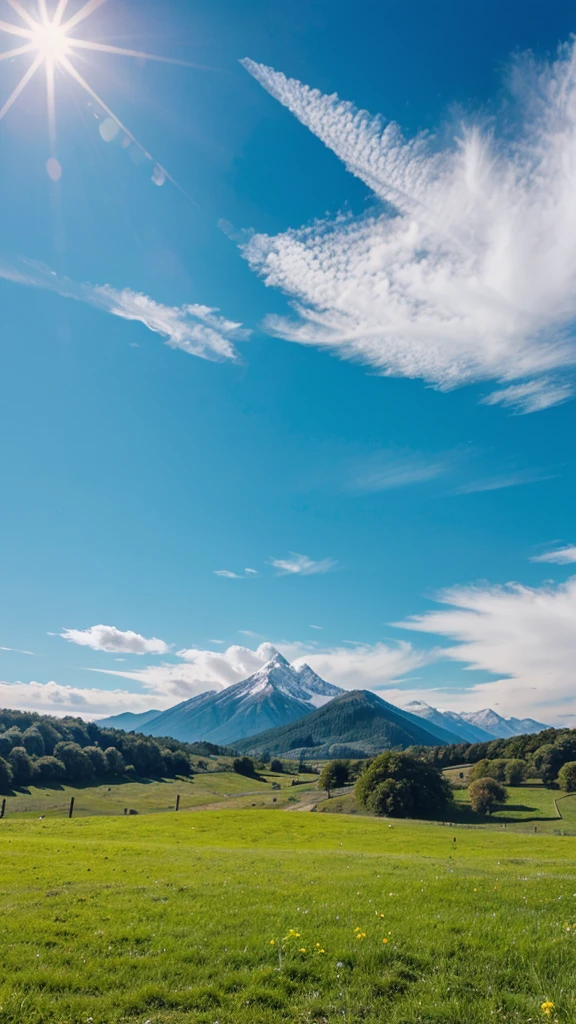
[0,708,226,792]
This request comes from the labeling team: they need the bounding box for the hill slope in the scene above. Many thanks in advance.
[235,689,452,758]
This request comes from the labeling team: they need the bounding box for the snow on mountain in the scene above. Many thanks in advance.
[459,708,549,739]
[403,700,549,741]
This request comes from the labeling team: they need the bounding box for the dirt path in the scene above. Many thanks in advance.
[284,785,353,811]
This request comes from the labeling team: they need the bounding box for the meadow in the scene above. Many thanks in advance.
[1,810,576,1024]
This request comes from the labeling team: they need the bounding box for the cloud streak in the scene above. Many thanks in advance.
[61,624,170,655]
[531,545,576,564]
[241,45,576,411]
[269,552,338,575]
[0,258,247,361]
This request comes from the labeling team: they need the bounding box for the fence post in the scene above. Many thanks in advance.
[0,798,5,819]
[68,797,75,819]
[175,794,180,811]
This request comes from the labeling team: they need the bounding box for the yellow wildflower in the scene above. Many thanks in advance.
[356,931,367,940]
[270,939,275,945]
[382,937,389,944]
[541,1001,554,1016]
[299,947,306,953]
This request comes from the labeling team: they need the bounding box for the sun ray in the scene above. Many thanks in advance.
[6,0,38,32]
[0,41,33,61]
[0,53,42,121]
[0,18,32,39]
[45,56,55,150]
[37,0,49,25]
[62,0,107,33]
[52,0,70,27]
[66,38,200,68]
[59,53,191,198]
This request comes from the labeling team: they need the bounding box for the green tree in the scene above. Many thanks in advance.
[469,758,492,781]
[3,727,23,749]
[319,760,350,796]
[104,747,126,776]
[468,777,508,815]
[0,756,13,793]
[558,761,576,792]
[83,746,108,776]
[504,758,528,786]
[233,756,257,779]
[53,742,95,782]
[33,756,66,784]
[8,746,33,787]
[22,728,45,757]
[270,759,284,773]
[0,735,12,759]
[533,744,563,785]
[355,752,452,818]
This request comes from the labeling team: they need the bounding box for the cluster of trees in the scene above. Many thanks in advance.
[355,752,452,818]
[0,708,224,794]
[410,727,576,789]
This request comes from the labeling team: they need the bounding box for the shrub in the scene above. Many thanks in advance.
[233,756,257,778]
[8,747,33,787]
[355,752,452,818]
[319,760,350,795]
[270,759,284,773]
[0,756,13,793]
[558,761,576,792]
[469,777,508,815]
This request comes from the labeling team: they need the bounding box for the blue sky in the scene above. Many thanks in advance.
[0,0,575,724]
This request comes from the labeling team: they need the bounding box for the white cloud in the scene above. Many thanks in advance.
[269,552,338,575]
[288,640,428,689]
[453,469,552,495]
[0,258,247,361]
[0,679,158,718]
[60,624,170,655]
[214,568,260,578]
[241,45,576,411]
[349,449,449,492]
[396,577,576,722]
[0,645,35,655]
[531,545,576,565]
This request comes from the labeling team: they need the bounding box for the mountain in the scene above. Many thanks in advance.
[234,689,457,759]
[402,701,495,743]
[98,647,343,746]
[95,709,162,732]
[459,708,549,739]
[396,701,470,744]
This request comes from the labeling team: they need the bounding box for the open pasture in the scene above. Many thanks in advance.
[1,810,575,1023]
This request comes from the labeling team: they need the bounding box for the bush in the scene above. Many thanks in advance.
[469,777,508,815]
[0,756,13,793]
[319,760,350,794]
[270,759,284,773]
[33,756,66,784]
[104,747,126,776]
[233,756,257,779]
[355,752,452,818]
[8,746,33,787]
[558,761,576,792]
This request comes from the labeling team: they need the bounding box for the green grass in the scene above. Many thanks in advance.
[1,811,576,1023]
[0,770,319,818]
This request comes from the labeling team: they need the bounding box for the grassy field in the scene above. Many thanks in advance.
[318,781,576,833]
[0,770,319,818]
[1,811,576,1023]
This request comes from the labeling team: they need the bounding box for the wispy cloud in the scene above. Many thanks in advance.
[213,568,259,578]
[531,544,576,564]
[396,576,576,721]
[241,44,576,412]
[269,552,338,576]
[453,469,552,495]
[0,258,247,361]
[60,624,170,655]
[349,449,451,492]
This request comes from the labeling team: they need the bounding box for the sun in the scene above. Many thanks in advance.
[0,0,194,191]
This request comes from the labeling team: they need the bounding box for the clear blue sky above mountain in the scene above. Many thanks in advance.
[0,0,575,725]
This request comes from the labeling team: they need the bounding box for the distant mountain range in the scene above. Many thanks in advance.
[97,645,550,752]
[98,646,342,746]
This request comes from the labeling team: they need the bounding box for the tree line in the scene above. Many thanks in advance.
[406,726,576,789]
[0,708,226,793]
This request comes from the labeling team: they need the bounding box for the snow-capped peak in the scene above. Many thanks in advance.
[256,642,289,666]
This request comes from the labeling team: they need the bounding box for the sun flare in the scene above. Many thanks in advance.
[0,0,193,191]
